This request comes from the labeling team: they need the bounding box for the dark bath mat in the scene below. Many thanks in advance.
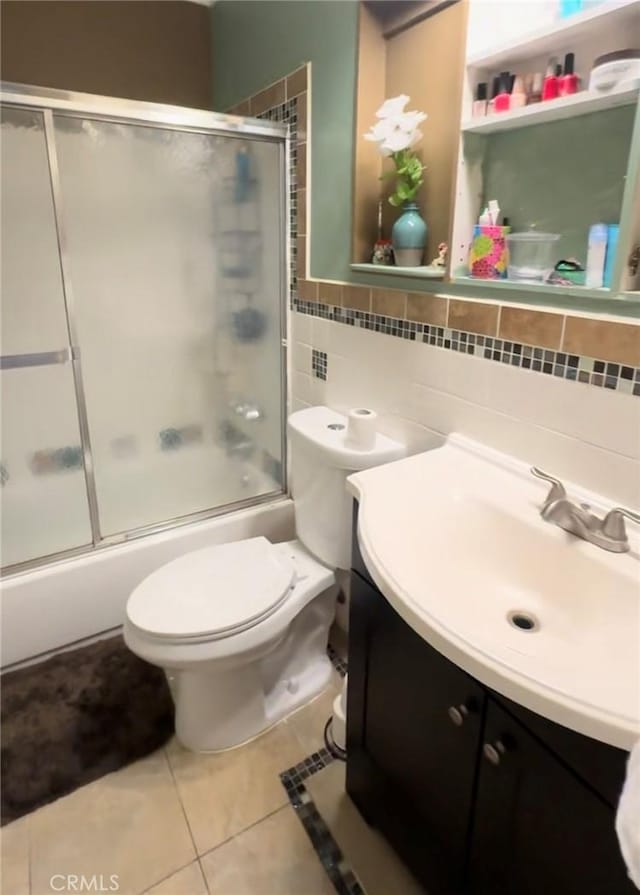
[1,635,174,825]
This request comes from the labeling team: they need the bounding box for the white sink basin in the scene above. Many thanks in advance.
[348,436,640,750]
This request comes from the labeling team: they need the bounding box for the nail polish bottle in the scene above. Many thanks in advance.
[510,75,527,109]
[473,82,488,117]
[542,60,560,101]
[487,75,500,113]
[528,72,543,104]
[558,52,578,96]
[494,71,511,113]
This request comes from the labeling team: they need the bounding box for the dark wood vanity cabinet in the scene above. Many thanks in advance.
[347,569,485,894]
[347,566,634,895]
[469,700,633,895]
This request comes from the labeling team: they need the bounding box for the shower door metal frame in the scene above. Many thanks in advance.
[1,82,290,576]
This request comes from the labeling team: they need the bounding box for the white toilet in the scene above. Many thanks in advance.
[124,406,403,752]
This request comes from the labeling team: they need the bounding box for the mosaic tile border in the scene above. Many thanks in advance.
[295,298,640,396]
[327,643,348,678]
[257,98,298,310]
[244,66,639,392]
[280,751,364,895]
[312,348,328,381]
[281,644,358,894]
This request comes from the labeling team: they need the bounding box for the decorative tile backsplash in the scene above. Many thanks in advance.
[311,348,328,381]
[257,96,299,304]
[295,299,640,396]
[232,66,640,398]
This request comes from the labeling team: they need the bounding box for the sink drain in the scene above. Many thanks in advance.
[507,610,540,632]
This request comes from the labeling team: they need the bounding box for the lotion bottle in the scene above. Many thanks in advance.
[586,223,608,288]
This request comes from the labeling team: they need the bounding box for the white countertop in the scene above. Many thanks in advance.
[347,437,640,752]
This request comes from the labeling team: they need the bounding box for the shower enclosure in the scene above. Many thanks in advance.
[1,84,289,574]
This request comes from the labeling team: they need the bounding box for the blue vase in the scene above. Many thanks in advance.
[391,202,427,268]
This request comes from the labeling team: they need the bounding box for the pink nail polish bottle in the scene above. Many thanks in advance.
[494,72,511,113]
[473,82,488,117]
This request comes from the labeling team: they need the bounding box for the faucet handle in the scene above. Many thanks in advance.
[601,507,640,543]
[531,467,566,504]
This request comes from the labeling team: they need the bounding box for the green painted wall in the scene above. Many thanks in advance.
[210,2,640,317]
[481,106,635,266]
[211,0,360,282]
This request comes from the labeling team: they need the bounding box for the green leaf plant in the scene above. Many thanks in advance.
[382,149,426,208]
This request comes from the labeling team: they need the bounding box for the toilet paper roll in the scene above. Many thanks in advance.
[345,408,377,451]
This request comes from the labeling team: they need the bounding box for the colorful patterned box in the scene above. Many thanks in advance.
[469,225,510,279]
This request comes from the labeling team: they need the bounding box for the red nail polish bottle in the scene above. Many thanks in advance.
[559,53,578,96]
[542,61,560,101]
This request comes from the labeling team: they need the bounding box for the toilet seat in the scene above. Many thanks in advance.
[126,537,295,642]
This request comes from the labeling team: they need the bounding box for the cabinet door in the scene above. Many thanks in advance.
[347,571,485,894]
[469,700,635,895]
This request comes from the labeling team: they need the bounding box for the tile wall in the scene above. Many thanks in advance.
[230,68,640,507]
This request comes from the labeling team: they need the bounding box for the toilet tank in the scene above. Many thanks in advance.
[288,406,404,570]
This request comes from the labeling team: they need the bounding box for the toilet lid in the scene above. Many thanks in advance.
[127,537,295,640]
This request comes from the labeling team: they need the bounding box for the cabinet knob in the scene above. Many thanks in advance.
[448,704,470,727]
[483,740,507,766]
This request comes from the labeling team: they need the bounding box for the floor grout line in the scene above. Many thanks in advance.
[138,857,199,895]
[196,857,212,895]
[196,803,288,861]
[162,747,201,867]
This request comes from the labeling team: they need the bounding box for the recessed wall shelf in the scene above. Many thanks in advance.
[450,0,640,310]
[466,0,640,70]
[451,275,611,296]
[449,277,640,316]
[351,263,445,279]
[462,84,639,134]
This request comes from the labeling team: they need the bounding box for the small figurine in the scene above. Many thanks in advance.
[372,238,393,265]
[431,242,448,268]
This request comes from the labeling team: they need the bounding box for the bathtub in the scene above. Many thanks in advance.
[2,440,282,568]
[1,497,294,668]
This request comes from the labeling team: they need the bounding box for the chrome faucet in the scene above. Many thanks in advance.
[229,399,263,422]
[532,467,640,554]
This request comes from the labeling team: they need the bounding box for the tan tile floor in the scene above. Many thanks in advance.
[0,669,342,895]
[305,762,426,895]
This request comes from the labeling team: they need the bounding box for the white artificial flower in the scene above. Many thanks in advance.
[363,96,427,156]
[397,110,428,132]
[380,129,415,154]
[376,94,410,119]
[363,117,396,143]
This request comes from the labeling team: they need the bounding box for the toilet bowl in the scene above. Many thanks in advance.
[124,406,404,752]
[125,537,336,751]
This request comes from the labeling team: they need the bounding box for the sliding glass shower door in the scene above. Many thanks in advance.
[1,87,287,569]
[1,108,92,566]
[53,117,285,536]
